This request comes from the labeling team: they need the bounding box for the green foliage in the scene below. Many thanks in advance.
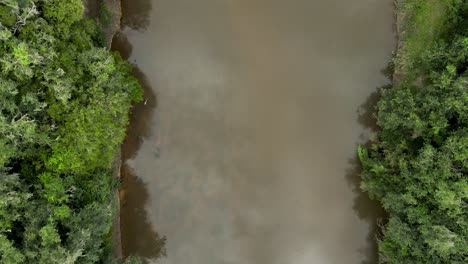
[39,173,67,204]
[99,3,113,29]
[0,173,30,233]
[123,256,143,264]
[395,0,467,81]
[0,0,141,263]
[43,0,83,26]
[0,235,25,264]
[39,223,61,246]
[360,3,468,263]
[0,5,16,27]
[46,48,141,174]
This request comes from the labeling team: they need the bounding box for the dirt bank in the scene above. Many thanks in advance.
[83,0,122,48]
[392,0,407,85]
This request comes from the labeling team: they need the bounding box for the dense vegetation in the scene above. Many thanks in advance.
[0,0,142,263]
[359,0,468,263]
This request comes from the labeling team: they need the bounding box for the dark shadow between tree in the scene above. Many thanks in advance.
[113,32,166,263]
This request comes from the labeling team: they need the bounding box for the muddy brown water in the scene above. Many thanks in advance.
[116,0,396,263]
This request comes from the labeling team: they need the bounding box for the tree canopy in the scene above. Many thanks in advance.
[0,0,141,263]
[359,1,468,263]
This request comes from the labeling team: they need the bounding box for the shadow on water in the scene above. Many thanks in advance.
[356,89,381,133]
[120,166,167,263]
[357,62,394,133]
[113,32,166,263]
[112,31,133,60]
[121,0,153,31]
[345,157,385,264]
[347,80,392,264]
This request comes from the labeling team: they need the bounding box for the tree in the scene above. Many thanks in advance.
[358,7,468,261]
[0,0,142,262]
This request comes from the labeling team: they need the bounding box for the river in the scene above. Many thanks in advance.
[116,0,395,263]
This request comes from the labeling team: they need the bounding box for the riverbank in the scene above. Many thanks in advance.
[84,0,124,261]
[83,0,122,48]
[359,1,468,262]
[392,0,405,85]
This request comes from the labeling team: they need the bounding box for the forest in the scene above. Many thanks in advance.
[359,0,468,263]
[0,0,466,263]
[0,0,141,263]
